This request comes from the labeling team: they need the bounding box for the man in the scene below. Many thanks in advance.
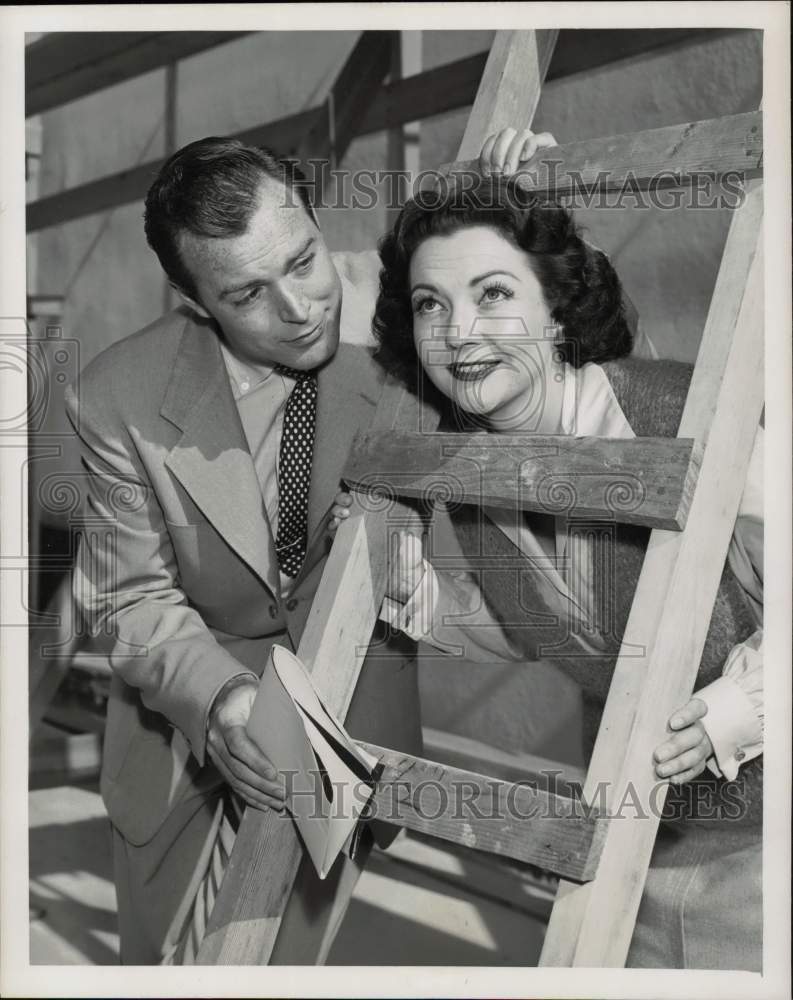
[67,129,557,963]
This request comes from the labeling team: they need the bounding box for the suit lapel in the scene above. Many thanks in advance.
[161,315,279,599]
[305,342,382,544]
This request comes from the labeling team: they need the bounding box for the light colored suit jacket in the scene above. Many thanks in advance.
[66,251,421,846]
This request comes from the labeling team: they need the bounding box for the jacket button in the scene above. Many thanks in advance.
[735,749,746,762]
[286,598,298,612]
[269,604,278,619]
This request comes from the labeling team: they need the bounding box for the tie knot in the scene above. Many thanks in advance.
[275,363,315,382]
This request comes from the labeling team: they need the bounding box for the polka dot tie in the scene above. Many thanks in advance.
[275,366,318,578]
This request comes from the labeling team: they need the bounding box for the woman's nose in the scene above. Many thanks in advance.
[441,306,479,350]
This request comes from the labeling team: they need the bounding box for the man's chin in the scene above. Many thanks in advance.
[302,326,340,370]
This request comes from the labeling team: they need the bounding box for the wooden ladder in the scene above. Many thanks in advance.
[196,29,764,967]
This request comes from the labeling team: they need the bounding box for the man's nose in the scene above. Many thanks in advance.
[276,283,310,324]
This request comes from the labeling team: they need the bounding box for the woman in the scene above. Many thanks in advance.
[334,173,763,969]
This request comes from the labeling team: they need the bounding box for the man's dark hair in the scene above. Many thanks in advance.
[373,173,632,395]
[143,137,314,300]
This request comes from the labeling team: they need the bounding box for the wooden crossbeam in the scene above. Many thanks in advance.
[25,32,253,117]
[344,431,699,531]
[357,741,603,881]
[26,28,740,120]
[26,30,749,233]
[540,179,764,967]
[295,32,393,170]
[443,111,763,195]
[422,726,586,797]
[195,29,558,966]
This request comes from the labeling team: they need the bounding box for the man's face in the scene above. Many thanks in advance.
[180,179,342,370]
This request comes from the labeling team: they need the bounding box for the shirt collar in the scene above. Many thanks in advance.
[560,362,635,439]
[219,341,289,400]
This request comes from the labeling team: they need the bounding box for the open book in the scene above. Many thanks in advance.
[246,645,380,879]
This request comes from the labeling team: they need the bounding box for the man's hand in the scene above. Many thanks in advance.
[653,698,714,784]
[479,127,558,177]
[329,489,353,534]
[207,676,286,811]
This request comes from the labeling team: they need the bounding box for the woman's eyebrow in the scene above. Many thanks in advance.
[469,269,519,286]
[410,283,440,295]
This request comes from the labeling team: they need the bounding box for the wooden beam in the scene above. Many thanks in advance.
[456,30,557,162]
[26,31,754,233]
[196,435,420,965]
[26,28,744,120]
[344,431,699,531]
[443,111,763,194]
[356,741,603,882]
[26,32,253,116]
[422,726,587,796]
[294,31,393,170]
[539,179,764,967]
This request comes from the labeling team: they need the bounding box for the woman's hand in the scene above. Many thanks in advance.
[653,698,714,784]
[329,490,353,533]
[479,127,558,177]
[388,530,426,605]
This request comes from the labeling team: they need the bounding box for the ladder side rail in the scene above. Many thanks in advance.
[540,179,764,966]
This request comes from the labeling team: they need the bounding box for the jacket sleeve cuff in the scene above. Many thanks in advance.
[697,675,763,781]
[186,667,260,767]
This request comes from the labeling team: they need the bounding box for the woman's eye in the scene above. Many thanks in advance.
[479,283,514,305]
[413,296,442,315]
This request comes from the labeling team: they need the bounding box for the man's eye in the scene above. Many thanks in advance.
[479,282,514,304]
[413,296,442,315]
[295,254,315,273]
[234,286,262,307]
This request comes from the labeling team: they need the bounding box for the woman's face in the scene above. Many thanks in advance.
[409,226,563,431]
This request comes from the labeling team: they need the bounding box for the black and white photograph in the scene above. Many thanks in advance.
[1,4,790,997]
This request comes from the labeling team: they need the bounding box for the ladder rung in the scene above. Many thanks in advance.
[357,741,605,883]
[442,110,762,195]
[345,431,699,530]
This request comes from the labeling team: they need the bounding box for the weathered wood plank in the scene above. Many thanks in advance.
[295,31,393,170]
[26,28,741,120]
[422,726,587,796]
[357,741,603,881]
[26,32,253,117]
[197,393,437,966]
[443,112,763,195]
[455,30,558,162]
[539,179,764,967]
[344,431,699,531]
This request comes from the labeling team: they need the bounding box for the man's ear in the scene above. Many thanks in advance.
[175,285,211,320]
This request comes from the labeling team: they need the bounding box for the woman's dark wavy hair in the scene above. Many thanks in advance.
[373,173,632,395]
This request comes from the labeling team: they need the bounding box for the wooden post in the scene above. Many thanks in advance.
[539,179,764,966]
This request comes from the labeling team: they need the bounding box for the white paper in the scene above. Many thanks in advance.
[247,645,378,879]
